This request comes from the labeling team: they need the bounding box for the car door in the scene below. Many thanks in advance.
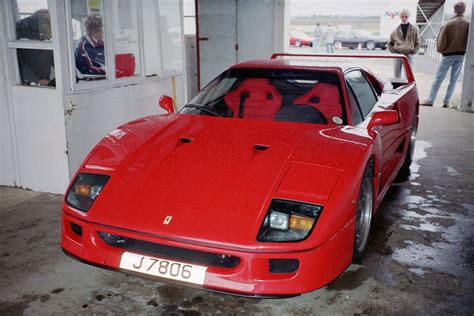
[348,32,360,48]
[346,70,400,191]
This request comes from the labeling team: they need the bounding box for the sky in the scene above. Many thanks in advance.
[290,0,473,17]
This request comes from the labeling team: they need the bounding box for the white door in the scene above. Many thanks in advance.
[197,0,237,88]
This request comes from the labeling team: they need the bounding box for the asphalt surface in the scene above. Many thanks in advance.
[1,56,473,315]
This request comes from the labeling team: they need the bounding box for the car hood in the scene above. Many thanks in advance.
[84,114,370,248]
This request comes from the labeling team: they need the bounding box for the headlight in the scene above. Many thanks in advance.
[257,199,323,242]
[66,173,110,212]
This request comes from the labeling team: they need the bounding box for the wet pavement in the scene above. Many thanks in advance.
[0,107,473,315]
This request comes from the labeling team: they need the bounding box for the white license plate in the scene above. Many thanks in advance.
[119,252,207,285]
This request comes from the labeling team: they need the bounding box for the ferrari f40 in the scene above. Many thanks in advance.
[62,53,419,297]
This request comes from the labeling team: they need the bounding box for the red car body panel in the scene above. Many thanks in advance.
[62,54,419,296]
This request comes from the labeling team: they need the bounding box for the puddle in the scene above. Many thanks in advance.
[408,267,429,277]
[444,166,461,176]
[409,140,433,180]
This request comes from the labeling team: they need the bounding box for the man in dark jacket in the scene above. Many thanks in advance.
[421,2,470,108]
[74,14,106,80]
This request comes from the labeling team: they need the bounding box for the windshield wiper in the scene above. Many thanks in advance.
[183,103,222,117]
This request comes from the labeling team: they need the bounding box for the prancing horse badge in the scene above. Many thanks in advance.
[163,216,173,225]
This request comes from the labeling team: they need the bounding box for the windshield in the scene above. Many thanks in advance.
[183,68,346,126]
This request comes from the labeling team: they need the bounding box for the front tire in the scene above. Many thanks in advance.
[366,41,376,50]
[334,41,342,49]
[353,163,374,263]
[295,40,302,47]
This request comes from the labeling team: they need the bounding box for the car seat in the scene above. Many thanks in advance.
[224,78,282,120]
[292,83,342,124]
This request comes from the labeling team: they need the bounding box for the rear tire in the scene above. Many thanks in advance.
[353,162,374,263]
[334,41,342,49]
[295,40,302,47]
[400,116,417,173]
[366,41,376,50]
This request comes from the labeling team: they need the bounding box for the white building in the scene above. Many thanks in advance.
[0,0,186,193]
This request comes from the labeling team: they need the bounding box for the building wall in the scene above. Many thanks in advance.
[0,14,17,187]
[236,0,286,62]
[0,0,186,194]
[10,86,70,193]
[460,5,474,112]
[198,0,288,87]
[64,76,185,176]
[185,34,198,100]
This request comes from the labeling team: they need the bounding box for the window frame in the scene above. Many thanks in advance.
[65,0,185,93]
[4,0,56,88]
[345,68,379,120]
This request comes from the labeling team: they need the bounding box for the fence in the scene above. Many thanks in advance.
[425,39,442,62]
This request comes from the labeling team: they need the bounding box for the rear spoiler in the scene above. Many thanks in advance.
[270,53,415,83]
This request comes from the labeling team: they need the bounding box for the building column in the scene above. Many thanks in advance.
[460,5,474,112]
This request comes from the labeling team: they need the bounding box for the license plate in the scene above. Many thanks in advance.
[119,252,207,285]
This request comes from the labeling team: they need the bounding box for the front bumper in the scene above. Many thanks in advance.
[61,212,354,296]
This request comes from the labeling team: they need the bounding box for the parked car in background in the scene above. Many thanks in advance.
[289,31,313,47]
[334,30,387,50]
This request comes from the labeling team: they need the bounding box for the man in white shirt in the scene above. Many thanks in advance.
[325,23,335,53]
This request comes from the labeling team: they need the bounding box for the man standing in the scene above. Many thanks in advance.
[388,9,420,78]
[325,23,335,53]
[313,23,322,52]
[421,2,470,108]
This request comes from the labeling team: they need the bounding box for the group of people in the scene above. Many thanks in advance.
[388,2,469,108]
[313,23,335,53]
[15,11,106,85]
[312,1,470,108]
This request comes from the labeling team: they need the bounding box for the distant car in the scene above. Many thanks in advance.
[334,30,387,50]
[289,31,313,47]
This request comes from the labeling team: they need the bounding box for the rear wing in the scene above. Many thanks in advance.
[270,53,415,83]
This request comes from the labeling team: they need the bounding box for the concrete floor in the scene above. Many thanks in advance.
[1,106,473,315]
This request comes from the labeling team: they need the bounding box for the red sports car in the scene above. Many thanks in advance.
[289,31,314,47]
[62,53,419,297]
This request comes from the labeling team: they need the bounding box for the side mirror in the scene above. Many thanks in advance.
[368,110,399,135]
[159,95,175,114]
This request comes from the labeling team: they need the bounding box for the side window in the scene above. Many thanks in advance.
[12,0,55,87]
[347,84,363,125]
[346,70,377,117]
[111,0,141,79]
[71,0,107,82]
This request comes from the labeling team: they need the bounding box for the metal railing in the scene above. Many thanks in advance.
[425,39,442,62]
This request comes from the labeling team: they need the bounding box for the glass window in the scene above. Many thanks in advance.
[111,0,141,78]
[71,0,107,82]
[347,84,363,125]
[142,0,161,77]
[183,0,196,35]
[17,48,55,86]
[159,0,184,73]
[13,0,51,41]
[346,70,377,117]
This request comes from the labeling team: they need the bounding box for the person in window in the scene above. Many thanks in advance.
[75,14,106,80]
[16,9,54,86]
